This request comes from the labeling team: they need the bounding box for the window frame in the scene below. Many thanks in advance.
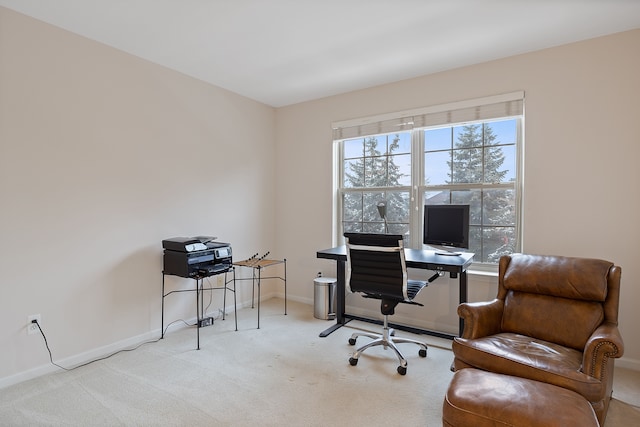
[332,94,524,268]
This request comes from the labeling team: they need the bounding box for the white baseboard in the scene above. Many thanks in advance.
[1,294,284,389]
[615,356,640,371]
[0,362,58,390]
[3,295,637,390]
[282,294,640,372]
[283,294,312,306]
[0,329,158,390]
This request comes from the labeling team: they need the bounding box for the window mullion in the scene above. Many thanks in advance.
[409,130,423,249]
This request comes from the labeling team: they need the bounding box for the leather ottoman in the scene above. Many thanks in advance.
[443,368,599,427]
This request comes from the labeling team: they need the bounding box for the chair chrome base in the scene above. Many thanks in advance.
[348,315,428,375]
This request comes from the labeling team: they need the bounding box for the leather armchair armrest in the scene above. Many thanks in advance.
[582,322,625,379]
[457,299,504,339]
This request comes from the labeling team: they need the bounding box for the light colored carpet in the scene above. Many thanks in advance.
[1,299,638,426]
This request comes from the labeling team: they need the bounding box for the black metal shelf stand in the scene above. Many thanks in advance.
[233,257,287,329]
[161,267,237,350]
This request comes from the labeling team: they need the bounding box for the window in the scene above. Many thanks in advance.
[423,120,519,262]
[341,132,412,239]
[334,93,523,265]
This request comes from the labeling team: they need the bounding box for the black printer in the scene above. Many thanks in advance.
[162,236,232,278]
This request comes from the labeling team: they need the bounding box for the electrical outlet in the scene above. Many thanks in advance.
[27,314,41,335]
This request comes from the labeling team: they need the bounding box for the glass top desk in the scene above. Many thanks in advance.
[317,246,474,340]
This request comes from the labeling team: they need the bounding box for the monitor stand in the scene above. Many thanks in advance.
[429,245,463,256]
[435,250,462,256]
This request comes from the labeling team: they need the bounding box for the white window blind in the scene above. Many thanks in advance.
[332,91,524,140]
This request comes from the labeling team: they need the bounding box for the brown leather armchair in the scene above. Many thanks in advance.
[452,254,624,425]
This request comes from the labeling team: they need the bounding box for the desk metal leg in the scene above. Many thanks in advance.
[161,273,165,339]
[319,321,349,338]
[336,260,345,324]
[459,271,468,337]
[319,260,350,337]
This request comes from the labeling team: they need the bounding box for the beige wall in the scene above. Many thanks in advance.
[0,8,277,386]
[276,29,640,369]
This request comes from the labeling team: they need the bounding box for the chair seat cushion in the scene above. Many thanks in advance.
[443,368,599,427]
[452,332,602,401]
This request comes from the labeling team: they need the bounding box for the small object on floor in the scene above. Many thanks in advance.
[198,317,214,328]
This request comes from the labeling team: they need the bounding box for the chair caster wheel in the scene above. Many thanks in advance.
[349,357,358,366]
[397,366,407,375]
[419,349,427,358]
[348,338,357,345]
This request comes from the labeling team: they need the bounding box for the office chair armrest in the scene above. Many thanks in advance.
[457,299,504,339]
[582,322,624,379]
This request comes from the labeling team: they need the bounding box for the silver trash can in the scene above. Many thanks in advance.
[314,277,336,320]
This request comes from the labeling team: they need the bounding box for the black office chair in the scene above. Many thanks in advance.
[344,233,428,375]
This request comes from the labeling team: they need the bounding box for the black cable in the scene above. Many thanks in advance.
[33,320,166,371]
[34,321,71,371]
[203,276,218,317]
[165,318,195,329]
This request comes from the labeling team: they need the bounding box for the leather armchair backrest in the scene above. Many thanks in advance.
[501,254,612,301]
[498,254,615,350]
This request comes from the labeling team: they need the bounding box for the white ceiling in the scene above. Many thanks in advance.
[2,0,640,107]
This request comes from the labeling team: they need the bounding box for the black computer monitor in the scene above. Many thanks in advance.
[423,204,470,254]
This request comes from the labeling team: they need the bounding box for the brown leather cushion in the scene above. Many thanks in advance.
[503,254,611,301]
[443,368,599,427]
[502,291,604,350]
[452,333,603,401]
